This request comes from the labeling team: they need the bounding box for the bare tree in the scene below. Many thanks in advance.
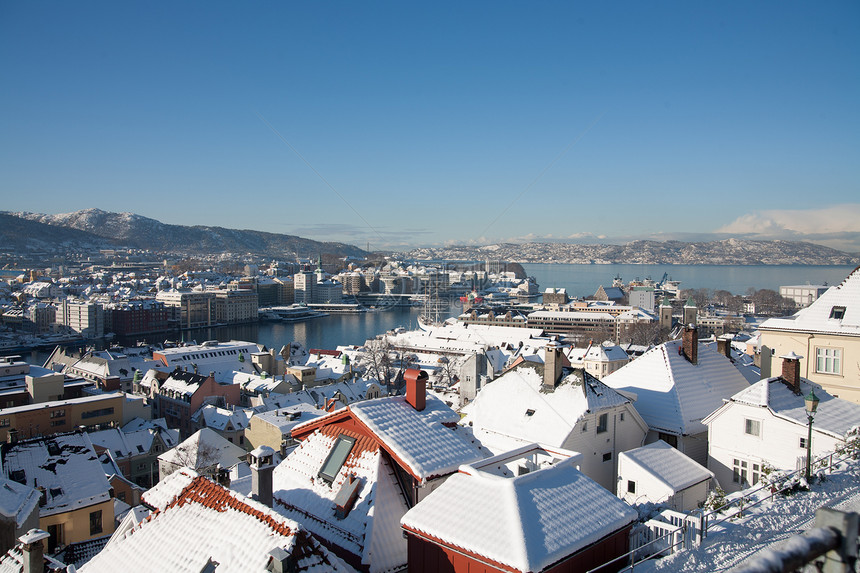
[361,336,396,387]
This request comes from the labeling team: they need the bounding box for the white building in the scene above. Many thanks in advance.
[602,326,751,467]
[57,299,104,339]
[703,354,860,492]
[461,343,649,492]
[566,341,630,379]
[617,440,714,511]
[779,284,830,309]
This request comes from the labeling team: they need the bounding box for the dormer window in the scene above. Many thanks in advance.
[319,435,356,484]
[829,306,846,320]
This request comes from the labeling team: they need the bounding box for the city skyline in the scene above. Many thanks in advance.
[2,2,859,252]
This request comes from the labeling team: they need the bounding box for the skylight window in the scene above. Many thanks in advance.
[830,306,846,320]
[319,435,356,484]
[525,409,535,416]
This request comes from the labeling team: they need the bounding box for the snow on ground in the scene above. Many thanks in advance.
[635,458,860,572]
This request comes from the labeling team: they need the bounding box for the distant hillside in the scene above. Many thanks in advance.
[404,238,860,265]
[0,212,116,252]
[3,209,368,258]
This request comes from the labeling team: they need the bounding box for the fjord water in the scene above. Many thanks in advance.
[522,263,856,299]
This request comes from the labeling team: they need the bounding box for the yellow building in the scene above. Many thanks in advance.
[759,267,860,404]
[1,432,115,551]
[0,393,124,442]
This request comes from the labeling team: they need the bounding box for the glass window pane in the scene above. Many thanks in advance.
[319,435,356,482]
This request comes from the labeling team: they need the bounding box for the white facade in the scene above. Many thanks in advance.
[703,376,860,493]
[779,285,830,308]
[462,364,649,492]
[617,440,714,511]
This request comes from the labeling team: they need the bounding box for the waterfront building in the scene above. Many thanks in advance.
[293,271,315,305]
[155,290,215,329]
[57,300,104,339]
[213,288,258,324]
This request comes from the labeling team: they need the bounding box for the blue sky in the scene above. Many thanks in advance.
[1,2,858,252]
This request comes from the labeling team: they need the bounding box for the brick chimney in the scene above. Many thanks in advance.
[250,445,275,507]
[19,529,50,573]
[780,351,803,394]
[405,369,427,411]
[681,324,698,365]
[543,341,563,391]
[717,337,732,360]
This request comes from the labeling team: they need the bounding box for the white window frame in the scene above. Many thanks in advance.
[815,347,842,375]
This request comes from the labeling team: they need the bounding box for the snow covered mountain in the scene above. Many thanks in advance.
[2,209,368,258]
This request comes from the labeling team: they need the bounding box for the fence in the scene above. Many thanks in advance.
[585,448,858,573]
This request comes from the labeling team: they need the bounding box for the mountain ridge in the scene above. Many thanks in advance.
[2,209,368,258]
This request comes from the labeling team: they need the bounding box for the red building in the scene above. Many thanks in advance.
[272,369,487,572]
[105,301,170,336]
[401,444,638,573]
[145,369,241,439]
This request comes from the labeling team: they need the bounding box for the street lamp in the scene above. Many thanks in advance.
[804,389,820,482]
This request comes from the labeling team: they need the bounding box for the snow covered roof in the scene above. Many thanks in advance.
[158,428,247,472]
[349,394,485,480]
[90,425,179,460]
[1,432,112,517]
[603,340,751,436]
[401,445,638,573]
[253,403,323,433]
[191,404,252,432]
[82,469,352,573]
[463,366,632,451]
[272,429,400,568]
[759,266,860,336]
[0,478,40,528]
[712,377,860,439]
[619,440,714,492]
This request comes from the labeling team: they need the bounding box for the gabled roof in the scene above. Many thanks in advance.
[619,440,714,492]
[708,377,860,439]
[81,469,353,573]
[759,266,860,336]
[157,428,247,471]
[401,446,638,573]
[463,366,633,452]
[603,340,750,436]
[293,394,485,482]
[191,404,252,432]
[348,395,483,481]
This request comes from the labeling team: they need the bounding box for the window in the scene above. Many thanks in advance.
[581,421,588,433]
[81,407,115,419]
[525,409,535,417]
[799,437,808,449]
[733,459,761,486]
[658,432,678,448]
[816,348,842,375]
[90,510,103,535]
[50,409,65,419]
[745,419,761,437]
[602,452,612,462]
[597,413,609,434]
[619,412,625,422]
[829,306,846,320]
[627,480,636,494]
[0,418,8,428]
[319,435,356,483]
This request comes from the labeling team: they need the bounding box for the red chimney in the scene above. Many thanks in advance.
[682,324,698,365]
[780,351,803,394]
[405,368,427,411]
